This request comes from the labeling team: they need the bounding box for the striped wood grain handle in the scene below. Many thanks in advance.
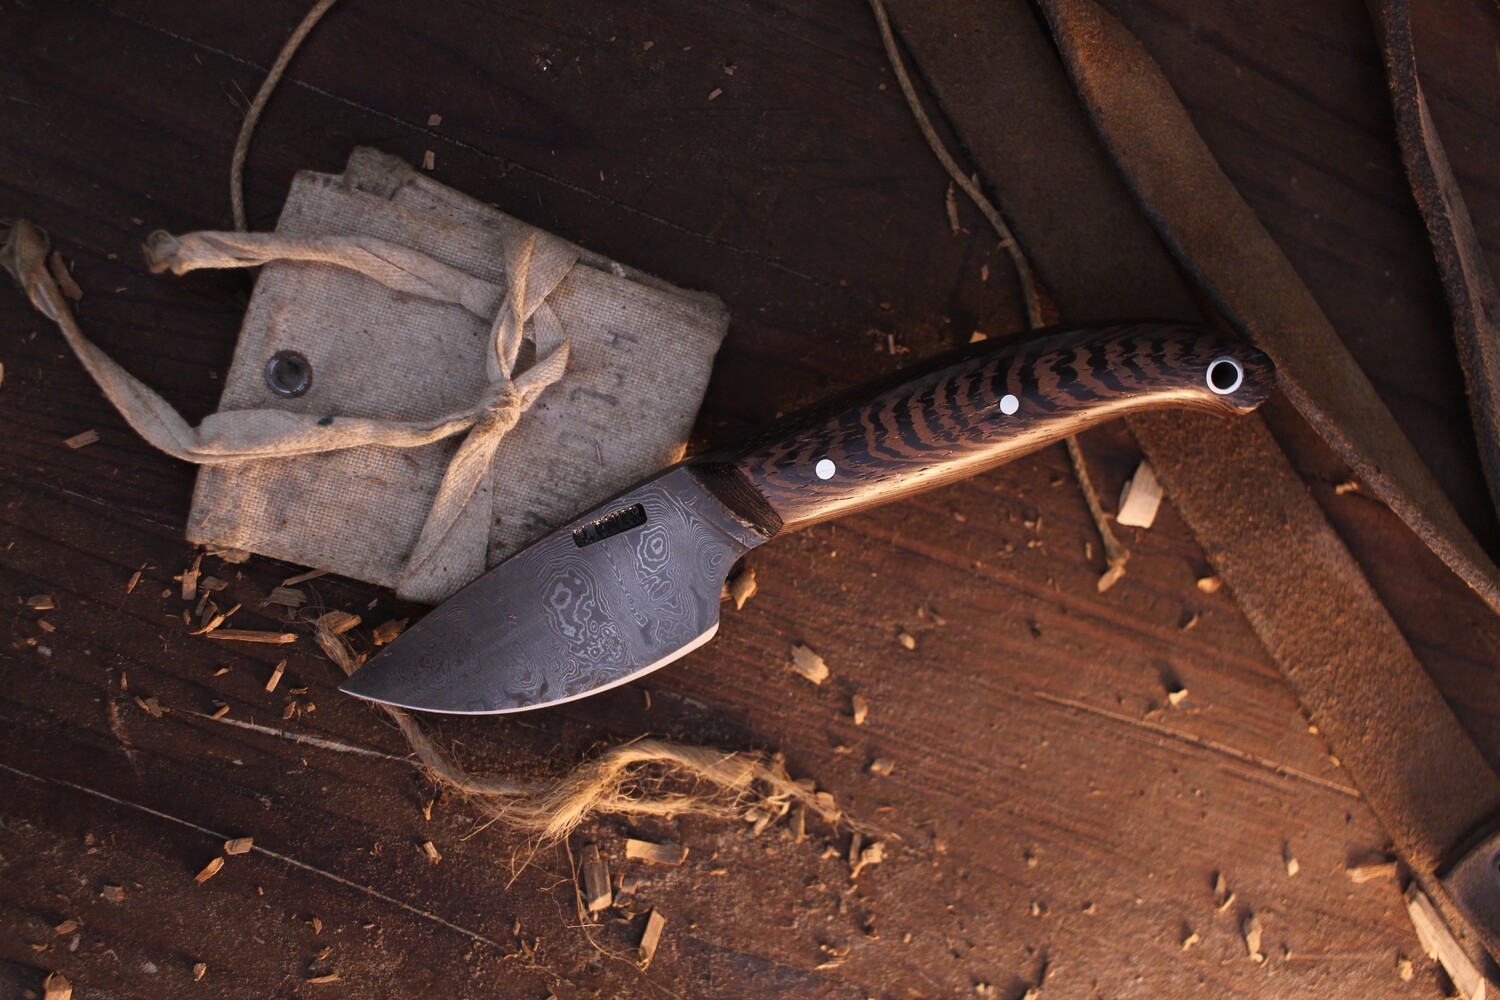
[723,322,1273,531]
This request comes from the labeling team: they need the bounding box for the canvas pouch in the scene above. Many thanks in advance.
[6,147,730,603]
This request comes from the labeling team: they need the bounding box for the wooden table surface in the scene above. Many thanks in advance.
[3,1,1499,997]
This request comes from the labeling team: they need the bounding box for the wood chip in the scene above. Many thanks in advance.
[1196,576,1222,594]
[636,910,666,969]
[868,758,894,777]
[181,553,203,602]
[126,564,146,594]
[27,594,55,611]
[224,837,253,856]
[422,150,435,170]
[43,971,72,1000]
[210,703,230,720]
[372,618,408,645]
[48,251,83,301]
[427,113,442,126]
[1181,930,1200,950]
[790,805,806,843]
[896,629,916,650]
[281,568,327,586]
[729,565,758,610]
[53,920,79,935]
[1242,912,1264,963]
[581,843,612,913]
[1396,954,1413,981]
[1406,885,1487,1000]
[307,974,341,984]
[265,659,286,693]
[1282,842,1299,877]
[319,610,361,635]
[625,839,688,866]
[1347,860,1398,884]
[38,619,55,633]
[193,962,207,981]
[64,427,101,450]
[945,180,962,234]
[134,695,163,718]
[421,840,441,864]
[195,857,224,883]
[207,630,297,644]
[851,693,869,725]
[789,643,829,685]
[707,87,723,100]
[100,884,124,903]
[1166,686,1188,707]
[263,586,306,609]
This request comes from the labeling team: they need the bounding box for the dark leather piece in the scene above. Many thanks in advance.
[1371,0,1500,522]
[882,0,1500,971]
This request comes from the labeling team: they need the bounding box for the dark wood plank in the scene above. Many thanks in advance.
[2,0,1497,997]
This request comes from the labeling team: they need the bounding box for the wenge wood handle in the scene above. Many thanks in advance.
[721,322,1273,532]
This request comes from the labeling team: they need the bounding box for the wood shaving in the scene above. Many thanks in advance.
[421,840,441,863]
[43,971,72,1000]
[1242,912,1264,963]
[851,693,869,726]
[319,610,361,635]
[126,564,146,594]
[281,568,326,586]
[27,594,56,611]
[1166,686,1188,707]
[427,113,442,126]
[850,840,885,878]
[265,660,286,693]
[190,604,239,635]
[729,566,757,610]
[946,180,962,234]
[581,843,612,912]
[210,703,230,720]
[868,758,894,777]
[63,429,99,449]
[181,553,203,602]
[224,837,253,856]
[195,857,224,884]
[208,630,297,644]
[100,885,124,903]
[1347,860,1398,884]
[372,618,408,645]
[193,962,207,981]
[1181,930,1200,950]
[307,974,341,984]
[625,839,689,866]
[38,620,55,633]
[1213,871,1234,911]
[789,643,829,685]
[263,586,306,608]
[134,696,163,718]
[422,150,435,170]
[708,87,723,100]
[53,920,79,935]
[637,910,666,969]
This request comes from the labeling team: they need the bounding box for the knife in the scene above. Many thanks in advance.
[340,322,1273,714]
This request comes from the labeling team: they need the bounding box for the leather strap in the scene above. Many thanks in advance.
[882,0,1500,972]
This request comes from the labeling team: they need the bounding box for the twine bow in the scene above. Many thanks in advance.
[1,218,575,602]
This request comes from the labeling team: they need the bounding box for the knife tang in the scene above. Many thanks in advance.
[718,322,1273,531]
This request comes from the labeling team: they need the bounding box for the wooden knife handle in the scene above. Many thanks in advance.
[719,322,1273,532]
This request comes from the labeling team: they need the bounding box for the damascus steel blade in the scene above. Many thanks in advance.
[339,465,770,714]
